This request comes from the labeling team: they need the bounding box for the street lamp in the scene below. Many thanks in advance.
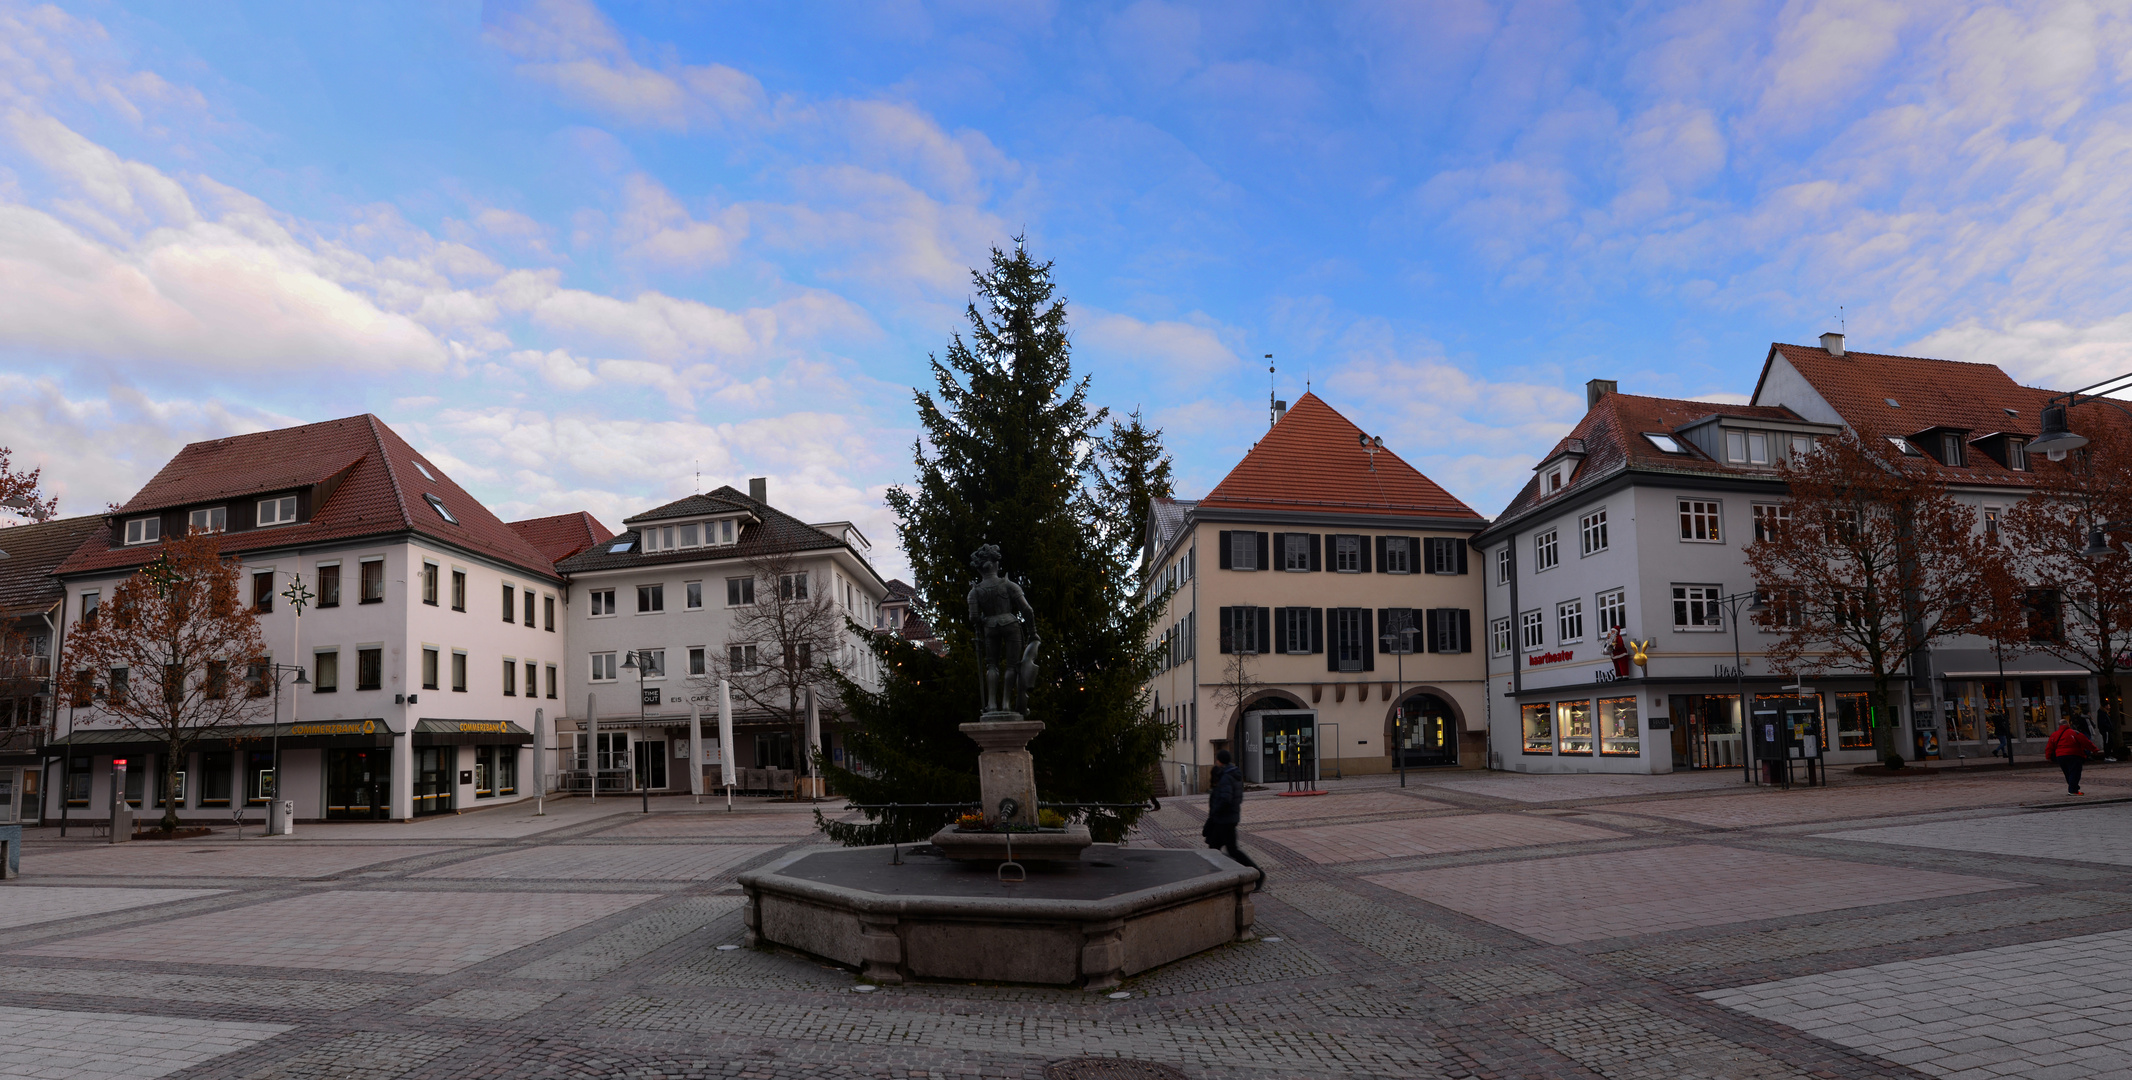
[1379,625,1421,787]
[1714,589,1768,783]
[2027,372,2132,460]
[2080,520,2132,560]
[264,663,307,833]
[620,649,654,813]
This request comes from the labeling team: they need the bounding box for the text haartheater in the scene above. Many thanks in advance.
[1527,650,1574,666]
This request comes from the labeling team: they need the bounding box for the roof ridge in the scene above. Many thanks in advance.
[364,414,419,533]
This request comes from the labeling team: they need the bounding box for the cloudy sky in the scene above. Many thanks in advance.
[4,0,2129,577]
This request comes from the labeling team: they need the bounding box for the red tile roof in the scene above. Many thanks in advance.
[1199,393,1482,521]
[1493,393,1805,524]
[0,515,105,617]
[508,511,616,566]
[55,415,562,581]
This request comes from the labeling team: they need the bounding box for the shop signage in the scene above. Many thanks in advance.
[1528,650,1574,666]
[445,722,508,734]
[1592,669,1619,683]
[1713,664,1745,679]
[290,721,376,736]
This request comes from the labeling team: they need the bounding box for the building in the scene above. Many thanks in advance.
[876,578,943,653]
[509,511,616,564]
[1144,393,1489,793]
[43,415,568,822]
[0,515,104,823]
[554,479,887,795]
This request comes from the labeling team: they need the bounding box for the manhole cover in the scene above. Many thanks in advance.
[1044,1059,1186,1080]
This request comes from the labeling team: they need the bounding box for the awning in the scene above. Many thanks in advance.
[46,720,394,756]
[412,719,534,746]
[1939,670,2092,679]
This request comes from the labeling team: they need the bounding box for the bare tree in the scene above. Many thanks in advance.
[694,551,846,779]
[0,446,58,525]
[61,530,270,832]
[1211,647,1264,745]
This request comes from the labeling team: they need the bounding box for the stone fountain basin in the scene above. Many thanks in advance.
[928,822,1093,862]
[737,843,1257,988]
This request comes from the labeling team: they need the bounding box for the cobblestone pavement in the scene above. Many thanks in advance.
[11,768,2132,1078]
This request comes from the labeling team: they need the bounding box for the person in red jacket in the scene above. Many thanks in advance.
[2046,717,2099,795]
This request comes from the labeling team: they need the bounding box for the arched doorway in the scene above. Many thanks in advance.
[1389,691,1461,768]
[1221,692,1303,752]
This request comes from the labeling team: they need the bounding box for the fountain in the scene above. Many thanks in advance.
[737,545,1257,988]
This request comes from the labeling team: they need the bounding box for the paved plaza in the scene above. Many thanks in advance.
[9,766,2132,1078]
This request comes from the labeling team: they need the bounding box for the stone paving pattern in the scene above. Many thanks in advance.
[9,768,2132,1077]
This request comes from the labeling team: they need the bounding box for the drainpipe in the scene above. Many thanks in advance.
[1190,535,1200,794]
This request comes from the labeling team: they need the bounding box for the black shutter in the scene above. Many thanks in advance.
[1424,608,1441,653]
[1311,607,1324,654]
[1218,607,1234,654]
[1255,532,1270,571]
[1324,609,1338,671]
[1362,608,1375,671]
[1218,531,1233,570]
[1457,609,1472,653]
[1374,535,1386,572]
[1308,533,1322,571]
[1358,536,1372,573]
[1376,609,1391,653]
[1456,539,1469,574]
[1256,607,1270,655]
[1411,535,1425,574]
[1272,608,1289,653]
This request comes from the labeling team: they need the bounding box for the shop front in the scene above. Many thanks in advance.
[43,720,394,823]
[412,719,535,814]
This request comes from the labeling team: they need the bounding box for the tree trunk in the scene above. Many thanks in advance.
[161,737,182,832]
[2104,671,2126,758]
[1875,677,1904,765]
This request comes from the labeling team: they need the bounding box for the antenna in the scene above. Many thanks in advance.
[695,459,701,490]
[1267,354,1276,427]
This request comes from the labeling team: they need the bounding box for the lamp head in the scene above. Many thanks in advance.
[2028,403,2090,458]
[2081,528,2116,560]
[621,652,638,671]
[293,667,309,685]
[1747,591,1769,614]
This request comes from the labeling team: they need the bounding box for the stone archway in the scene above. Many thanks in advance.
[1385,687,1464,768]
[1219,690,1304,754]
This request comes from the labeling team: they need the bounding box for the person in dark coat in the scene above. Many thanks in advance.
[1202,749,1261,885]
[2046,717,2099,796]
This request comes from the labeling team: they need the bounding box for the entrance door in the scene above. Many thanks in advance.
[1244,710,1318,785]
[1670,694,1742,768]
[1393,693,1459,768]
[634,740,668,790]
[414,747,454,815]
[326,749,390,820]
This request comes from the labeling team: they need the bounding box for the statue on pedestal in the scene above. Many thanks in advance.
[967,544,1039,715]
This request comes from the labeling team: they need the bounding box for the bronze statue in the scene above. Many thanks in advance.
[968,544,1039,714]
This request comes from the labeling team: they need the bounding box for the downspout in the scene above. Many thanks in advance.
[1475,534,1492,770]
[40,608,59,827]
[1190,531,1200,794]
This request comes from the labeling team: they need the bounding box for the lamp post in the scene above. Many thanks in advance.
[2027,372,2132,460]
[1379,625,1421,787]
[1714,589,1769,783]
[620,649,654,813]
[264,663,308,832]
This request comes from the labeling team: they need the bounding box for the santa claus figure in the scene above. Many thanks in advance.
[1603,627,1632,677]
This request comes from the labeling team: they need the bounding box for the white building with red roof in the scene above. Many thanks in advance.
[1144,393,1489,792]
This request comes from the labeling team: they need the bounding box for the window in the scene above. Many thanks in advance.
[1547,468,1565,493]
[688,647,707,676]
[680,523,700,547]
[1520,610,1544,650]
[1334,535,1362,572]
[545,595,556,630]
[124,517,160,545]
[1752,503,1792,542]
[1220,606,1265,654]
[246,659,271,698]
[412,459,435,481]
[360,559,384,604]
[254,572,275,613]
[421,563,438,606]
[1672,584,1723,630]
[1381,536,1411,574]
[1425,608,1470,654]
[1941,434,1965,466]
[1726,430,1747,463]
[313,650,339,693]
[1229,530,1258,571]
[1790,435,1815,458]
[1331,608,1369,672]
[1534,529,1559,571]
[524,591,535,627]
[1426,537,1465,575]
[728,645,758,672]
[1678,499,1722,542]
[423,494,457,524]
[357,648,382,691]
[545,664,558,699]
[719,519,736,544]
[685,582,702,610]
[451,651,467,692]
[1579,509,1608,556]
[503,659,517,696]
[109,666,130,700]
[1760,588,1805,629]
[1749,432,1769,464]
[502,584,516,622]
[779,573,809,600]
[257,496,297,526]
[1557,700,1592,754]
[1644,432,1685,454]
[1496,546,1512,585]
[1983,506,2001,541]
[1598,697,1639,756]
[317,564,341,608]
[1557,599,1584,643]
[2026,588,2064,642]
[451,570,466,611]
[727,577,755,606]
[1278,607,1317,654]
[589,588,616,616]
[640,649,666,677]
[1282,533,1313,571]
[1521,703,1553,753]
[590,652,617,682]
[1596,589,1626,633]
[2007,438,2029,472]
[422,648,439,690]
[1491,617,1513,656]
[188,507,227,534]
[1887,435,1920,456]
[1380,607,1416,652]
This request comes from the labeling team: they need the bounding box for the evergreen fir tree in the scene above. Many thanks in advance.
[822,243,1170,843]
[1095,407,1176,562]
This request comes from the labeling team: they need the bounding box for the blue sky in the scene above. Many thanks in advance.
[4,0,2130,579]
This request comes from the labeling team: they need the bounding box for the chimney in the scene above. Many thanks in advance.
[1271,399,1287,428]
[748,477,767,503]
[1586,379,1617,410]
[1820,331,1845,357]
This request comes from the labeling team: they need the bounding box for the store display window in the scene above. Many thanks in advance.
[1835,692,1874,749]
[1521,703,1553,753]
[1597,696,1639,755]
[1557,699,1592,755]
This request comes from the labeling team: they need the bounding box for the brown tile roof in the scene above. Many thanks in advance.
[55,415,562,581]
[555,485,872,579]
[0,515,104,617]
[1492,392,1805,525]
[1198,393,1481,521]
[508,511,616,566]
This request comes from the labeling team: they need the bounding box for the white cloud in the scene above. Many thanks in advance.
[613,173,747,269]
[481,0,765,132]
[1908,314,2132,393]
[1076,311,1240,379]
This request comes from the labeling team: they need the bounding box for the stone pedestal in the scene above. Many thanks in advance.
[962,716,1043,827]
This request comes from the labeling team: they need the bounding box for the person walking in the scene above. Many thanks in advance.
[1202,748,1263,888]
[1990,712,2013,760]
[2046,716,2098,796]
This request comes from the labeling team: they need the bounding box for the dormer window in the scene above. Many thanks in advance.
[423,493,458,524]
[1940,434,1965,467]
[1724,431,1770,465]
[2007,438,2029,472]
[187,507,226,534]
[123,517,161,545]
[257,496,297,527]
[1547,469,1564,493]
[1643,433,1686,454]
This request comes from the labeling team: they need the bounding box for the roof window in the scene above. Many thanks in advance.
[609,540,634,554]
[1886,436,1921,456]
[2003,407,2019,417]
[412,460,436,481]
[423,493,458,524]
[1643,433,1686,454]
[1886,398,1901,408]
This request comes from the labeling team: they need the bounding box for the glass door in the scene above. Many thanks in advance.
[634,740,668,790]
[414,747,454,815]
[326,749,389,819]
[1393,693,1458,767]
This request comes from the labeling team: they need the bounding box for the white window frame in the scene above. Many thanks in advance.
[2007,438,2029,472]
[637,583,665,613]
[685,581,703,610]
[1725,430,1747,463]
[1557,599,1585,644]
[187,507,227,535]
[1672,584,1724,631]
[257,496,298,527]
[1520,609,1544,650]
[1533,529,1559,572]
[727,576,756,607]
[1579,509,1608,557]
[1942,433,1965,466]
[589,589,616,617]
[1491,617,1513,657]
[1678,499,1722,543]
[1496,546,1512,585]
[1752,502,1792,542]
[589,651,618,682]
[123,517,161,545]
[1596,589,1627,633]
[688,647,707,676]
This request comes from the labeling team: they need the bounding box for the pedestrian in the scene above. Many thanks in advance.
[2045,716,2098,796]
[1202,748,1263,888]
[1990,712,2012,760]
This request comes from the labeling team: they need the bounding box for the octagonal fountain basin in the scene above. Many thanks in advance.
[737,843,1257,989]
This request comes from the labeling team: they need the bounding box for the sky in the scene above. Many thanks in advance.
[4,0,2131,581]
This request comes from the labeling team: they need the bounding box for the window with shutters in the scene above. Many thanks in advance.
[1678,499,1722,542]
[1596,589,1627,633]
[1427,608,1470,654]
[1520,609,1544,649]
[1224,607,1262,654]
[1333,535,1362,572]
[1332,608,1367,671]
[1557,599,1584,643]
[1381,536,1411,574]
[1282,533,1311,571]
[1280,608,1314,654]
[1672,584,1723,630]
[1381,608,1416,653]
[1534,529,1559,572]
[1491,617,1512,656]
[1580,509,1608,556]
[1427,537,1464,575]
[1229,531,1258,570]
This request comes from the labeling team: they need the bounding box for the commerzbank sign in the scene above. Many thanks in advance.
[289,721,376,736]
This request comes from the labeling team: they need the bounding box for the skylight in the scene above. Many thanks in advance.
[412,459,436,481]
[1643,432,1686,454]
[609,540,634,553]
[423,493,458,523]
[2003,407,2019,417]
[1885,398,1901,408]
[1886,436,1921,456]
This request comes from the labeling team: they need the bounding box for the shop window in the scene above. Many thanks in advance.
[1835,692,1875,749]
[496,746,517,795]
[2020,679,2050,737]
[1598,697,1639,755]
[199,752,233,807]
[66,756,92,806]
[1557,700,1592,755]
[247,751,274,803]
[474,746,495,798]
[1521,703,1553,753]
